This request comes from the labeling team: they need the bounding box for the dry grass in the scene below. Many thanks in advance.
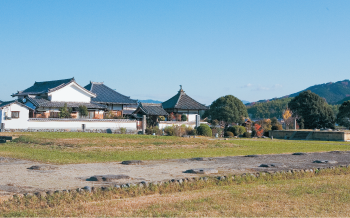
[2,167,350,217]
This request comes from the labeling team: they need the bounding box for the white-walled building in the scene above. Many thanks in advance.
[0,101,31,130]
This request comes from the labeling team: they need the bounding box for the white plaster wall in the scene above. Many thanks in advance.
[1,104,29,129]
[188,114,197,122]
[49,83,92,102]
[28,120,137,130]
[158,122,196,130]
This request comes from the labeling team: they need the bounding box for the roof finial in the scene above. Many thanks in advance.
[180,85,183,91]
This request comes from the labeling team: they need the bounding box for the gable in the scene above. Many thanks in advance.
[49,83,95,103]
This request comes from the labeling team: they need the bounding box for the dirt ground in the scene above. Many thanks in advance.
[1,151,350,198]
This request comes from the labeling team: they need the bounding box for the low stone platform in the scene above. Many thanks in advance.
[1,150,350,196]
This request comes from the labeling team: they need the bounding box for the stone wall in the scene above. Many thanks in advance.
[270,130,350,141]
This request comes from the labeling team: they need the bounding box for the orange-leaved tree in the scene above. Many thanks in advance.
[254,123,264,137]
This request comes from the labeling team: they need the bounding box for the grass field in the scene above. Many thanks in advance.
[0,132,350,164]
[1,167,350,217]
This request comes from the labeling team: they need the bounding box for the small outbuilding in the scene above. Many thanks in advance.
[162,86,208,121]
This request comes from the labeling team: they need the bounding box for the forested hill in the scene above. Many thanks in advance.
[287,80,350,104]
[247,98,292,119]
[246,79,350,107]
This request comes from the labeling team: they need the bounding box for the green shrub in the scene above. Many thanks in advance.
[185,126,196,135]
[238,126,246,135]
[146,126,163,135]
[120,127,127,134]
[225,131,234,138]
[158,116,165,121]
[164,126,175,136]
[227,126,246,136]
[181,114,187,121]
[243,132,251,138]
[196,124,212,137]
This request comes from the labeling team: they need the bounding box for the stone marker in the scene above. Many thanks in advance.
[87,174,130,182]
[292,152,307,155]
[27,165,58,170]
[121,160,143,165]
[259,163,286,168]
[184,168,218,174]
[313,160,338,164]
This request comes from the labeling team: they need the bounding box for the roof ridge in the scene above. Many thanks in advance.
[35,77,74,84]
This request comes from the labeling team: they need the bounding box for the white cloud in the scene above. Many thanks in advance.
[241,83,253,88]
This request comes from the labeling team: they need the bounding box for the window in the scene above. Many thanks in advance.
[11,111,20,119]
[49,112,59,118]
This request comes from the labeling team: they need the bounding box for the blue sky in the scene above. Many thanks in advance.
[1,0,349,105]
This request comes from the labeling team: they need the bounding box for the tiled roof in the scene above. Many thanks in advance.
[0,100,33,110]
[13,78,74,96]
[13,78,96,97]
[85,82,137,105]
[162,89,208,110]
[26,97,107,109]
[134,103,169,116]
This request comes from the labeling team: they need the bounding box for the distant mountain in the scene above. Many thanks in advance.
[139,99,162,104]
[248,79,350,105]
[241,100,250,104]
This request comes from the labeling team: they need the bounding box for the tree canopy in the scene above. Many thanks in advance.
[336,100,350,129]
[205,95,248,126]
[247,98,292,119]
[288,90,335,129]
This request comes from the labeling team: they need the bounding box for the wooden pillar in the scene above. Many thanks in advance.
[142,115,146,134]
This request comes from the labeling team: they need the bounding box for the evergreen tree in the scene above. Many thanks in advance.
[59,103,72,118]
[205,95,248,127]
[78,105,88,117]
[288,90,335,129]
[336,100,350,129]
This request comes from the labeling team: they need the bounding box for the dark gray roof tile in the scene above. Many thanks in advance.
[85,82,137,105]
[134,103,168,116]
[26,97,106,109]
[162,89,208,110]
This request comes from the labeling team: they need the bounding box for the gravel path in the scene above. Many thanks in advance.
[1,151,350,197]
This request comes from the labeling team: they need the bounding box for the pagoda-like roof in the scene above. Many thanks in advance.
[162,88,208,110]
[84,82,137,105]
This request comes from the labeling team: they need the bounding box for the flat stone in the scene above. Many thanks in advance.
[27,165,58,171]
[313,160,338,164]
[259,163,286,168]
[83,186,91,193]
[245,155,259,157]
[184,168,218,174]
[190,157,213,161]
[87,174,130,182]
[329,151,346,154]
[292,152,307,155]
[121,160,143,165]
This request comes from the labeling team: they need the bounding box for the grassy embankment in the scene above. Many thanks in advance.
[0,132,349,164]
[1,166,350,216]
